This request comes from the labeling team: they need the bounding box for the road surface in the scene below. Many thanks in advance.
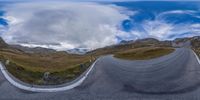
[0,48,200,100]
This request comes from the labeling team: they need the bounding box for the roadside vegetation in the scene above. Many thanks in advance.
[193,48,200,58]
[191,37,200,58]
[197,49,200,58]
[114,47,175,60]
[87,39,172,57]
[0,50,94,85]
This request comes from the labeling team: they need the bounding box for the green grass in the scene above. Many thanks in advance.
[4,62,91,85]
[193,48,200,58]
[1,59,93,85]
[114,47,175,60]
[0,51,93,72]
[0,50,94,85]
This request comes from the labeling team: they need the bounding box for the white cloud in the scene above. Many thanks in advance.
[2,4,200,50]
[157,10,200,20]
[117,9,200,41]
[1,2,131,50]
[128,10,200,40]
[141,20,174,39]
[159,10,195,15]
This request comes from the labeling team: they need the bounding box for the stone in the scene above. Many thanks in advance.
[43,72,50,81]
[5,60,10,65]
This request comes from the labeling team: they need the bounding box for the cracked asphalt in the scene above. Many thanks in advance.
[0,48,200,100]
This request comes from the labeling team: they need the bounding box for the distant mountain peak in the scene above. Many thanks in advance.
[11,45,56,54]
[135,38,159,43]
[67,48,90,55]
[119,38,160,44]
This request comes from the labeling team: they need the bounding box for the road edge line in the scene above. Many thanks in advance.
[192,50,200,65]
[0,59,99,92]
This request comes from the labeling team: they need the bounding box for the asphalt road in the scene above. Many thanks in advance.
[0,48,200,100]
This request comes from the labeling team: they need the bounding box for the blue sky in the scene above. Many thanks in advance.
[113,1,200,40]
[0,1,200,50]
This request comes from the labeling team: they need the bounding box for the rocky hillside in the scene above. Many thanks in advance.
[11,45,56,54]
[172,36,200,48]
[67,48,90,55]
[190,36,200,57]
[170,36,200,57]
[87,38,172,57]
[0,37,56,54]
[0,37,8,48]
[191,36,200,48]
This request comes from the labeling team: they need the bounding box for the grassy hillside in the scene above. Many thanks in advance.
[0,49,94,85]
[114,47,175,60]
[87,39,172,57]
[193,47,200,58]
[0,37,8,48]
[195,48,200,57]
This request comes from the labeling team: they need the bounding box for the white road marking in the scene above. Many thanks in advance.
[192,50,200,65]
[0,59,99,92]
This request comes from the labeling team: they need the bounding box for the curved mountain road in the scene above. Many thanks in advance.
[0,48,200,100]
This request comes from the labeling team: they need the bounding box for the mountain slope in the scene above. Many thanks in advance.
[0,37,8,48]
[67,48,90,55]
[87,38,172,57]
[11,45,56,54]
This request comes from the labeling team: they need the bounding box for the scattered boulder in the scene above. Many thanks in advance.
[43,72,50,81]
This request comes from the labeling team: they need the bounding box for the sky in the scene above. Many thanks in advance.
[0,1,200,50]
